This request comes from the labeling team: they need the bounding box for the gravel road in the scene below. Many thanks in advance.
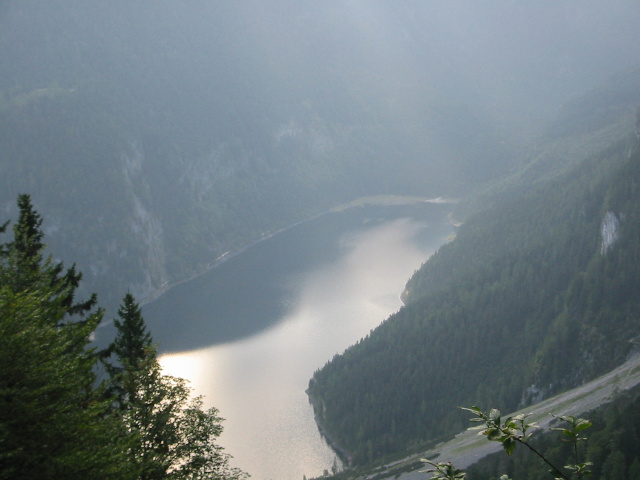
[384,353,640,480]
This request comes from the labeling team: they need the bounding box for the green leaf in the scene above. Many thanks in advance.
[574,420,592,432]
[489,409,501,423]
[503,437,517,456]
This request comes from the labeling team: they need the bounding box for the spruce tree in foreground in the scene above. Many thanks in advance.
[1,195,246,479]
[0,194,131,479]
[108,293,247,480]
[113,292,153,370]
[1,193,97,316]
[105,291,154,410]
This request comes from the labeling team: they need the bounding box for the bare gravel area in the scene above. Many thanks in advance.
[380,354,640,480]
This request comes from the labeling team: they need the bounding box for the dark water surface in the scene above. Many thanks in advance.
[143,202,453,479]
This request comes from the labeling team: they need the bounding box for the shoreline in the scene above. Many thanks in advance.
[140,194,456,307]
[144,194,458,475]
[306,389,354,468]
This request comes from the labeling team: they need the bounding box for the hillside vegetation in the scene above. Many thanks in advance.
[3,1,639,313]
[308,124,640,467]
[0,1,517,311]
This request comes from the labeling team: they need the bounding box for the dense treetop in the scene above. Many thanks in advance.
[0,195,246,479]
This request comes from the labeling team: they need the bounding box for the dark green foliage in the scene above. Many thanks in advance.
[0,197,245,479]
[422,460,467,480]
[103,291,154,410]
[0,287,127,479]
[0,196,129,479]
[427,407,595,480]
[0,194,97,317]
[117,352,246,480]
[0,288,130,480]
[106,293,246,480]
[9,194,45,278]
[112,292,153,370]
[308,135,640,466]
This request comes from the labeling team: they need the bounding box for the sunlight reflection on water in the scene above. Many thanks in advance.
[159,215,450,479]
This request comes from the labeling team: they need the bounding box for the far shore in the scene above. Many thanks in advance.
[330,194,458,212]
[140,194,457,307]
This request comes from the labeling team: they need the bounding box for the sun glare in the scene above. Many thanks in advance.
[158,351,203,384]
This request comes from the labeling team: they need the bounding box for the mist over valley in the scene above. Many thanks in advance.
[2,2,640,479]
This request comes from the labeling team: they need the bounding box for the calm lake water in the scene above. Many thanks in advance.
[143,202,453,480]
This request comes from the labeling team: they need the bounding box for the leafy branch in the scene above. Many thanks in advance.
[422,407,593,480]
[421,460,467,480]
[550,414,593,480]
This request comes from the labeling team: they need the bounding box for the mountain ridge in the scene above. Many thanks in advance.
[307,125,640,468]
[3,2,639,314]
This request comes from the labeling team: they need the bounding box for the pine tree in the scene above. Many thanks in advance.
[0,193,97,317]
[1,196,245,479]
[109,293,247,480]
[6,193,45,284]
[113,292,153,370]
[105,291,154,410]
[0,195,132,479]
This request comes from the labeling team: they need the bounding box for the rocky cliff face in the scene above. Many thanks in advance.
[600,211,620,255]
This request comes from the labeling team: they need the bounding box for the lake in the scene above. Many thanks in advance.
[143,200,453,480]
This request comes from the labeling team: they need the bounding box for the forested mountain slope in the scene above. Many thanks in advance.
[0,1,508,310]
[454,66,640,220]
[2,1,639,313]
[308,127,640,467]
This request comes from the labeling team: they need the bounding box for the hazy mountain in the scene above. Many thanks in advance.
[1,1,639,312]
[308,99,640,468]
[2,3,640,478]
